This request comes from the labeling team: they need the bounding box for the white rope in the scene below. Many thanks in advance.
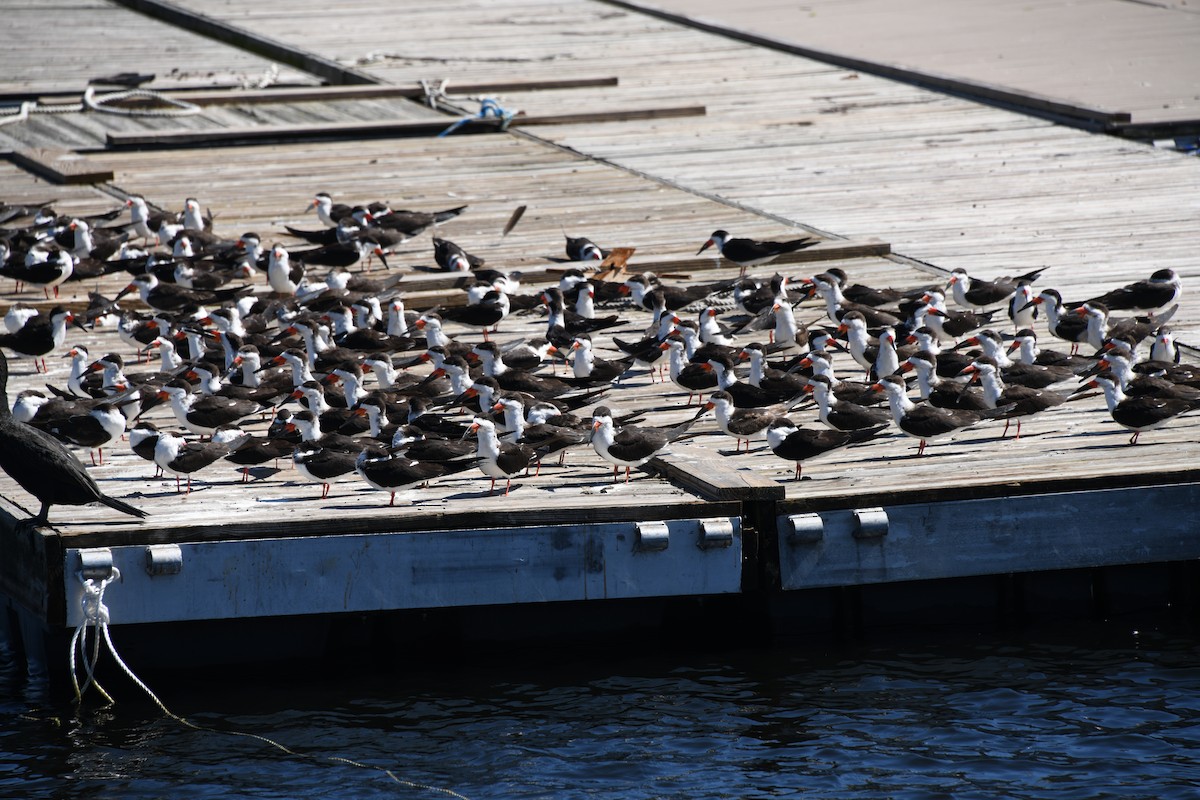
[0,87,201,128]
[83,87,202,117]
[68,567,472,799]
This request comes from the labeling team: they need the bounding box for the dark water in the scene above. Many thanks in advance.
[3,625,1200,799]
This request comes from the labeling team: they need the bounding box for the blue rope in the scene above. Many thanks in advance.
[438,97,515,138]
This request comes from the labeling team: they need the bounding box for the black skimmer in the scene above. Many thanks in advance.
[739,343,809,400]
[432,237,484,271]
[620,274,733,313]
[1020,289,1088,354]
[1084,269,1182,314]
[590,406,696,483]
[156,378,262,437]
[899,351,991,412]
[117,273,250,314]
[153,428,249,494]
[362,202,468,236]
[125,195,172,243]
[472,341,574,398]
[0,306,81,373]
[1076,301,1176,353]
[41,402,128,465]
[467,417,536,496]
[355,445,477,505]
[565,235,605,262]
[699,390,786,452]
[798,350,884,406]
[216,425,295,482]
[267,243,305,295]
[1072,371,1200,444]
[0,351,146,525]
[438,289,510,340]
[11,247,73,298]
[292,442,360,498]
[805,374,892,432]
[540,287,623,344]
[128,420,163,477]
[819,267,917,309]
[959,356,1068,439]
[660,337,718,406]
[492,395,589,469]
[565,335,633,386]
[905,327,974,378]
[957,329,1075,388]
[706,352,796,408]
[810,273,905,329]
[1007,328,1092,374]
[946,266,1048,309]
[873,373,995,455]
[697,229,818,276]
[1008,283,1039,333]
[919,290,999,337]
[763,418,885,480]
[1150,327,1179,365]
[1083,350,1200,402]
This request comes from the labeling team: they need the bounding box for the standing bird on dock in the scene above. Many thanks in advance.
[355,445,477,506]
[0,351,147,525]
[698,389,786,452]
[763,418,886,480]
[697,229,818,276]
[0,306,81,373]
[1072,371,1200,444]
[1084,269,1182,314]
[590,406,697,482]
[467,416,537,496]
[153,428,249,494]
[873,373,996,456]
[946,266,1048,310]
[292,442,360,499]
[958,356,1068,439]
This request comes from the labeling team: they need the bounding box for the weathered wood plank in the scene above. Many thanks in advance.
[7,147,115,184]
[652,450,785,501]
[104,105,708,148]
[171,76,621,106]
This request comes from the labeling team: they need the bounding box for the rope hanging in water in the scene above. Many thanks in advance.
[68,569,472,799]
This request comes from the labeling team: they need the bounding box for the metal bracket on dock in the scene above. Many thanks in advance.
[77,549,114,581]
[852,508,890,540]
[698,519,735,549]
[785,513,825,544]
[145,544,183,576]
[635,522,671,552]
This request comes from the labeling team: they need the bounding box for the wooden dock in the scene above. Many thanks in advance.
[2,0,1198,678]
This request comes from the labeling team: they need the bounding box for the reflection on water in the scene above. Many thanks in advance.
[3,625,1200,799]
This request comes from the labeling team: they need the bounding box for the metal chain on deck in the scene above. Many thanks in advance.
[68,568,473,799]
[0,87,201,128]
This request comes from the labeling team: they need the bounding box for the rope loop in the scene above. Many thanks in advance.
[83,87,202,117]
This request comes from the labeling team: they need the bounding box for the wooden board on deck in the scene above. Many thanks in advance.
[8,148,114,185]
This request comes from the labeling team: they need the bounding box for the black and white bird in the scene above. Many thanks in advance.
[0,351,146,525]
[873,373,995,456]
[590,406,696,482]
[697,229,818,276]
[1072,371,1200,444]
[763,417,885,480]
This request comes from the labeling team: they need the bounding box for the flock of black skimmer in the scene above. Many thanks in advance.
[0,192,1193,524]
